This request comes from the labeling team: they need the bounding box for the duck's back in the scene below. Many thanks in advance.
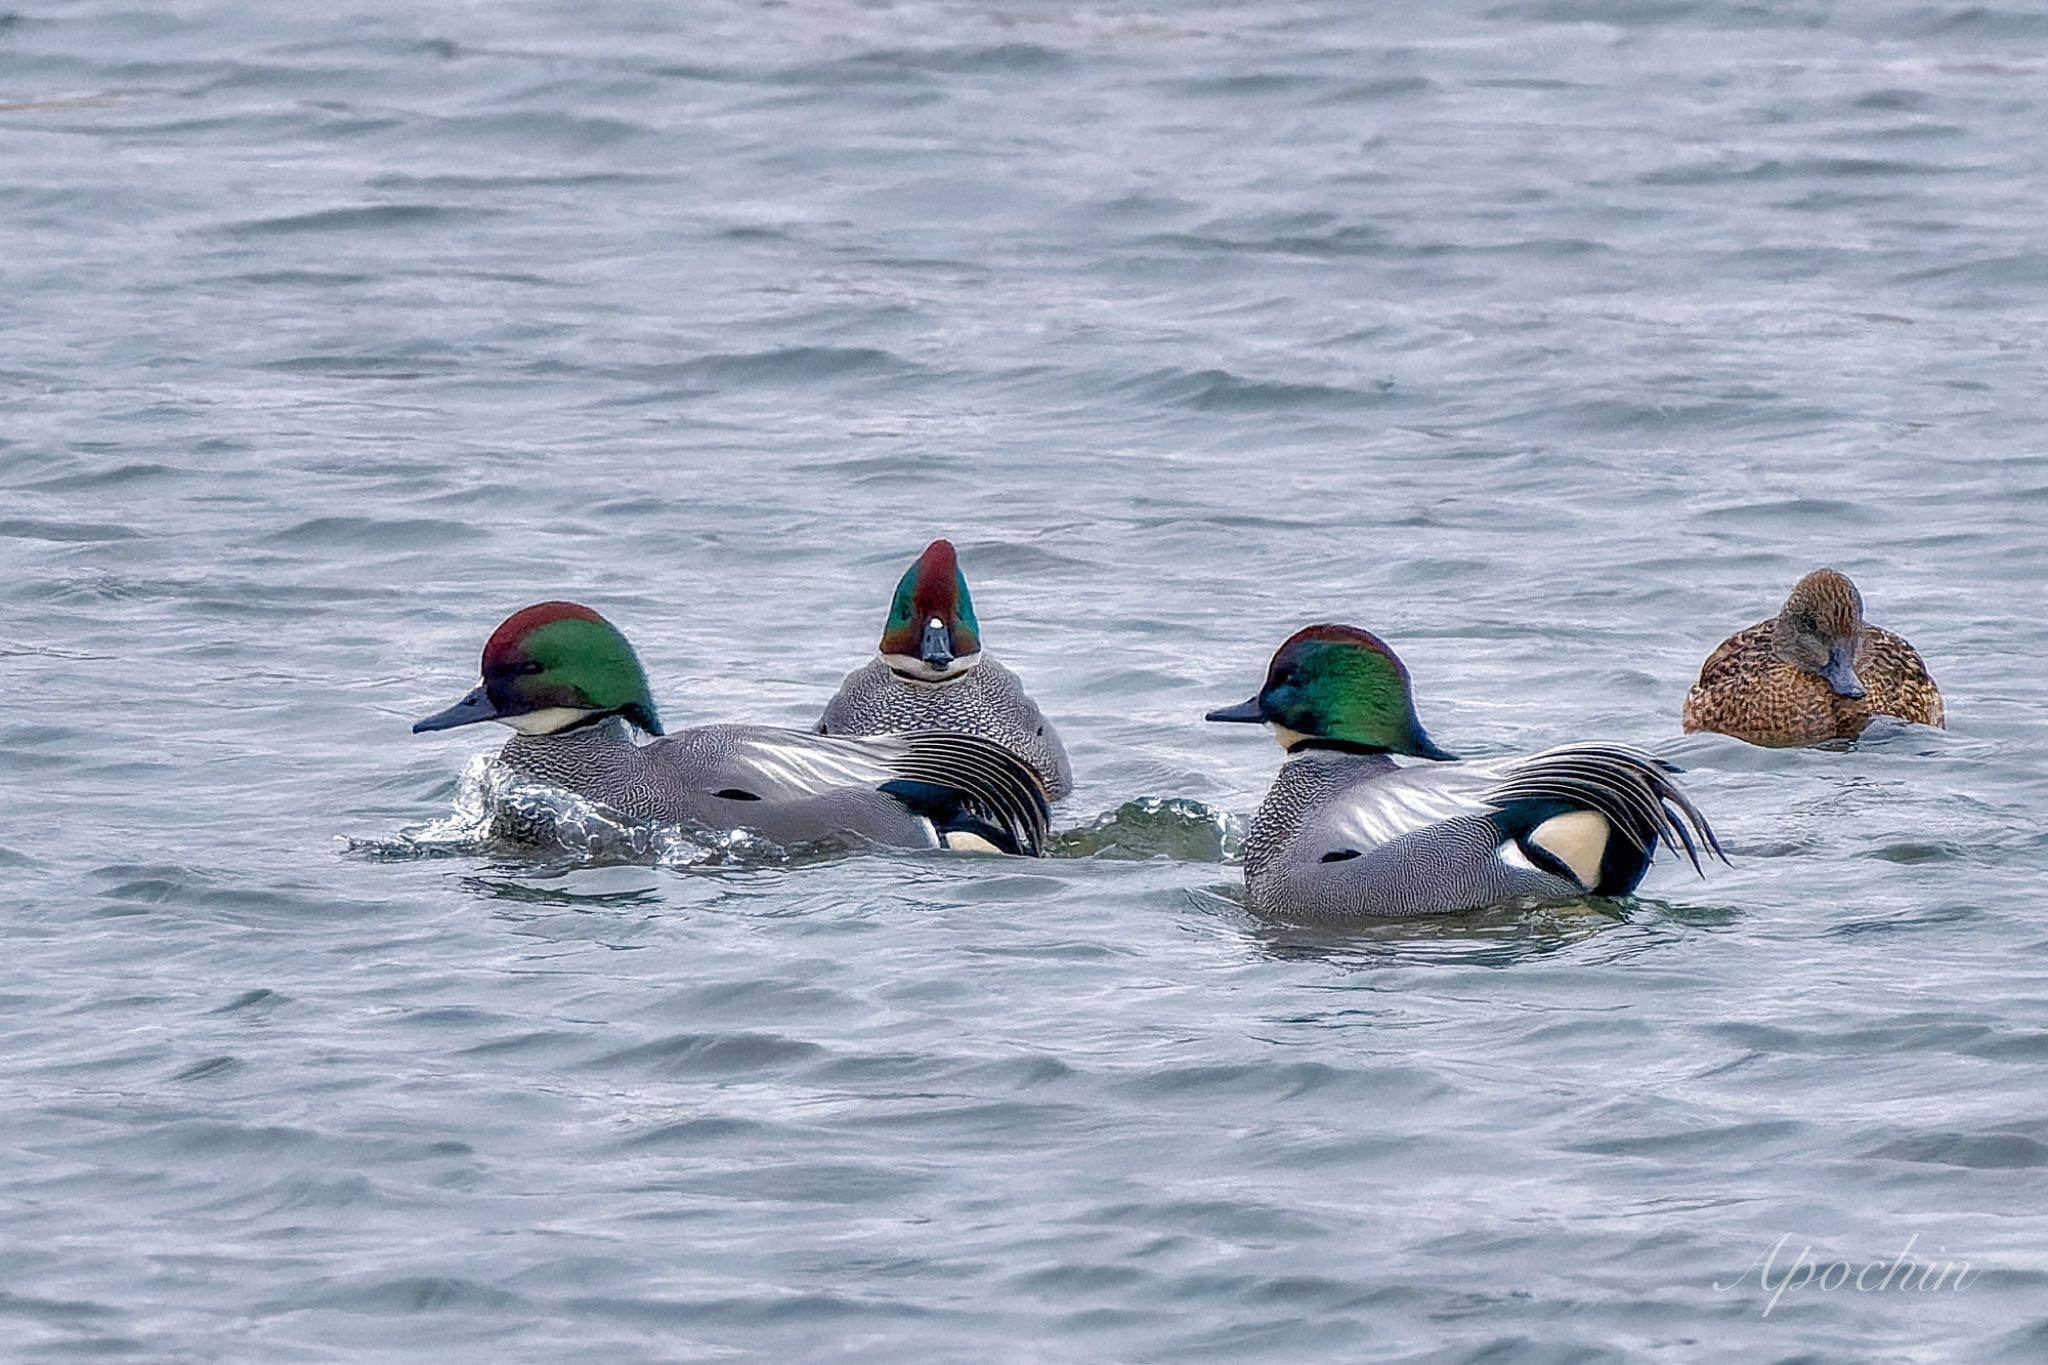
[1241,751,1581,921]
[1682,619,1944,744]
[499,719,936,848]
[1858,625,1944,730]
[818,656,1073,800]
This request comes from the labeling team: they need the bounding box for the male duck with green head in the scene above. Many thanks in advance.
[415,602,1049,855]
[818,539,1073,800]
[1208,625,1723,921]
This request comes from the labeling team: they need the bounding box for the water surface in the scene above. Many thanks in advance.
[3,1,2047,1360]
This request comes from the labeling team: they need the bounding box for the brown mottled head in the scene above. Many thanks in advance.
[877,539,982,681]
[1772,569,1867,699]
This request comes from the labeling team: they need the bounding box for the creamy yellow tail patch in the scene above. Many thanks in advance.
[940,831,1006,855]
[1527,809,1609,887]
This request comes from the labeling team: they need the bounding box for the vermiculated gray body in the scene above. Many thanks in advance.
[818,656,1074,800]
[1239,744,1718,922]
[499,717,1047,851]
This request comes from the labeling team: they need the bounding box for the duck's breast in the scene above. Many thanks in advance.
[818,656,1073,799]
[1682,620,1841,745]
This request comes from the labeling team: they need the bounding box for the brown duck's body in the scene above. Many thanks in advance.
[1682,618,1944,746]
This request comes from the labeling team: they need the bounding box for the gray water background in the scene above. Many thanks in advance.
[4,1,2048,1360]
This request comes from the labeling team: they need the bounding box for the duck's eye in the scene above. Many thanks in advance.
[511,661,544,675]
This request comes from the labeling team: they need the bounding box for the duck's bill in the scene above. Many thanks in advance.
[413,685,501,733]
[919,618,954,670]
[1205,697,1265,724]
[1821,645,1866,699]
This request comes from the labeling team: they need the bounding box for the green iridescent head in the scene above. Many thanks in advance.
[1206,624,1455,759]
[878,539,982,680]
[413,601,664,737]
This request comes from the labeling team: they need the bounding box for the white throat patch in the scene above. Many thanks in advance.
[1268,722,1312,752]
[881,651,982,684]
[500,706,600,736]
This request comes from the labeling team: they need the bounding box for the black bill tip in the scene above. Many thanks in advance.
[1205,696,1265,724]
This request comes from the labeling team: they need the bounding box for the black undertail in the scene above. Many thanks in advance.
[1486,744,1727,895]
[878,731,1051,857]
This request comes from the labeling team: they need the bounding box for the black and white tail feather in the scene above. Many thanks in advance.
[1485,743,1725,894]
[878,731,1052,857]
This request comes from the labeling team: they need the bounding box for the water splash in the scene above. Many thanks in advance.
[344,754,825,869]
[352,763,1244,871]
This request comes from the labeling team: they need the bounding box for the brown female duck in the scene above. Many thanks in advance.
[1682,569,1944,746]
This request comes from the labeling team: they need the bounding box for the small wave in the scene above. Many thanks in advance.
[1485,0,1719,27]
[1694,496,1882,526]
[217,269,371,287]
[673,346,914,385]
[259,515,488,549]
[1127,366,1395,413]
[842,42,1074,75]
[17,462,177,493]
[220,203,494,237]
[209,989,288,1015]
[0,517,144,543]
[1314,74,1436,104]
[1137,224,1391,259]
[1643,155,1955,187]
[1866,1130,2048,1170]
[298,1274,525,1314]
[257,354,468,379]
[1918,8,2048,40]
[1054,797,1237,862]
[365,170,662,193]
[1160,72,1325,98]
[168,1055,242,1083]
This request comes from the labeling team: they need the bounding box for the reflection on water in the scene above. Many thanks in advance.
[1241,896,1633,968]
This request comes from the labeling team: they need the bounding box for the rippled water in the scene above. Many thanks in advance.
[5,1,2048,1359]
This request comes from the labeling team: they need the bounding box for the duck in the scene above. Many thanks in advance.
[1206,625,1722,922]
[817,538,1074,800]
[414,601,1049,855]
[1682,568,1945,746]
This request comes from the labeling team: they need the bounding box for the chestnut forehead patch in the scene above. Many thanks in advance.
[484,601,607,668]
